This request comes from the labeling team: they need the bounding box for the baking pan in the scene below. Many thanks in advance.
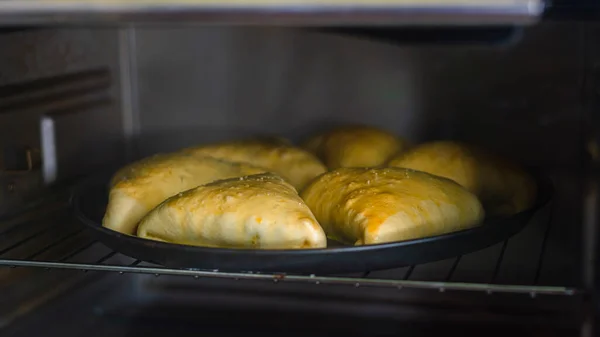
[72,171,552,274]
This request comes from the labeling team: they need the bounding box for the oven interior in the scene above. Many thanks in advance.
[0,18,597,337]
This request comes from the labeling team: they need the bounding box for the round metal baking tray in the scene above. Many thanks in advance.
[72,171,552,274]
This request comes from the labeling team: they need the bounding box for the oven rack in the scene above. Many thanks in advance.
[1,258,577,296]
[0,198,580,297]
[0,0,543,26]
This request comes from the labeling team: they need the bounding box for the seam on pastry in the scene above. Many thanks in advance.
[139,233,170,243]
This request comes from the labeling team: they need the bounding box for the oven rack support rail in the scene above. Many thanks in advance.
[0,226,579,297]
[0,258,579,297]
[0,0,543,26]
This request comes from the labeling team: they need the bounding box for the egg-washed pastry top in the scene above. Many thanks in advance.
[300,167,484,245]
[103,152,267,235]
[137,173,327,249]
[387,141,536,215]
[182,138,326,191]
[303,125,407,169]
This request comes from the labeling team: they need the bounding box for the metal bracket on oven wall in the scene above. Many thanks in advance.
[39,96,114,186]
[40,116,57,185]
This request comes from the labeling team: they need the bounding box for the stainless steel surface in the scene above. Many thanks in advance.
[0,0,543,26]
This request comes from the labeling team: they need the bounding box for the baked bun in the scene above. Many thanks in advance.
[303,125,407,169]
[388,141,536,215]
[137,173,326,249]
[103,153,266,235]
[182,138,326,191]
[301,167,484,245]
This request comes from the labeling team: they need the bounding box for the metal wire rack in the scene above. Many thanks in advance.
[0,197,580,297]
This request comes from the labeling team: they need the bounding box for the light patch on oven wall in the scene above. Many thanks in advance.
[40,117,57,184]
[40,97,120,185]
[0,29,122,214]
[0,69,113,158]
[0,69,120,188]
[0,68,119,187]
[0,68,117,185]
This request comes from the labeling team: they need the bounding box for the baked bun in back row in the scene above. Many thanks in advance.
[183,138,326,191]
[303,125,407,170]
[388,141,536,215]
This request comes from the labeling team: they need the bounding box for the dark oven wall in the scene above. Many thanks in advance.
[0,28,123,213]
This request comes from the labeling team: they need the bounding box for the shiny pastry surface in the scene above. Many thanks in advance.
[300,167,484,245]
[103,153,266,235]
[137,173,327,249]
[182,138,326,191]
[303,125,407,169]
[388,141,536,215]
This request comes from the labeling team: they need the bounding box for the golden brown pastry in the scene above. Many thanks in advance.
[103,153,267,235]
[303,125,407,169]
[137,173,327,249]
[301,167,484,245]
[387,141,536,215]
[182,138,326,191]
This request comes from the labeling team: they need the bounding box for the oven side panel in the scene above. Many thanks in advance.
[0,27,124,327]
[0,28,124,196]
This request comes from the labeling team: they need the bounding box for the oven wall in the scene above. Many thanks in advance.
[0,28,123,214]
[0,27,124,326]
[131,22,589,286]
